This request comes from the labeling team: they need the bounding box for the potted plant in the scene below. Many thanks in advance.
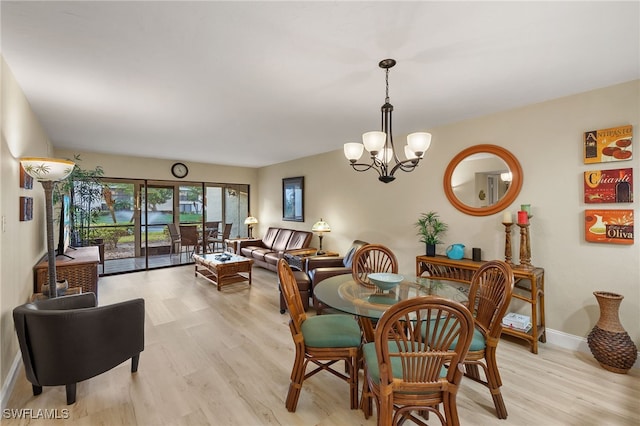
[54,155,105,255]
[415,211,448,256]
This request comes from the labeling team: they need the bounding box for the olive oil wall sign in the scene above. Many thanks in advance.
[584,168,633,203]
[585,209,633,244]
[583,125,632,164]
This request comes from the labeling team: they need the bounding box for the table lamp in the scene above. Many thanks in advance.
[311,218,331,255]
[244,215,258,238]
[20,158,75,298]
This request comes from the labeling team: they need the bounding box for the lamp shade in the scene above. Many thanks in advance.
[311,218,331,233]
[375,148,394,164]
[362,131,386,154]
[500,172,513,182]
[20,158,75,182]
[407,132,432,154]
[344,142,364,161]
[244,216,258,225]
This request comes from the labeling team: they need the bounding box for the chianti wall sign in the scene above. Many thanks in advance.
[584,168,633,203]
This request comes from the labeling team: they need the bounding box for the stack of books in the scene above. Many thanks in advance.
[502,312,532,333]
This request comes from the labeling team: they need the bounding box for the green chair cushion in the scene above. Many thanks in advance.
[423,321,486,352]
[301,314,361,348]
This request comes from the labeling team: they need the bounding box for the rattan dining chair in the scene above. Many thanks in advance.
[352,244,399,289]
[362,296,475,426]
[277,259,361,412]
[462,259,514,419]
[351,243,399,342]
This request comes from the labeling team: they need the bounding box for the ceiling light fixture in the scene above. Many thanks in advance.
[344,59,432,183]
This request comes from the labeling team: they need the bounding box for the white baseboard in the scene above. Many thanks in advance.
[546,328,639,370]
[1,353,22,410]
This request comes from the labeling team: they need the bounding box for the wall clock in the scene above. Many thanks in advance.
[171,162,189,178]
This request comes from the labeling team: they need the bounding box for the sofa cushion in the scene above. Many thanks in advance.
[286,231,313,250]
[264,252,282,265]
[250,248,273,262]
[271,229,293,252]
[261,227,280,249]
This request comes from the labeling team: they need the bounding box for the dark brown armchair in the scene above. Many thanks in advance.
[307,239,368,314]
[13,293,145,404]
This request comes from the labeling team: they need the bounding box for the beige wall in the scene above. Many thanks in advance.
[1,55,638,402]
[1,57,53,395]
[258,80,640,345]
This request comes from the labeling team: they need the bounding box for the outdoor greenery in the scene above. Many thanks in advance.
[415,211,448,245]
[55,154,105,246]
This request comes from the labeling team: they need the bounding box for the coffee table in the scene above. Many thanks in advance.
[193,253,253,291]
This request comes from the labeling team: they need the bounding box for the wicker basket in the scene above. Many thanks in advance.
[587,291,638,374]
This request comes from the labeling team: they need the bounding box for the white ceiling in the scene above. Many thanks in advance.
[2,1,639,168]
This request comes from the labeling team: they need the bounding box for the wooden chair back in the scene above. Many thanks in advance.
[278,259,307,331]
[467,260,514,340]
[352,244,398,289]
[372,296,474,425]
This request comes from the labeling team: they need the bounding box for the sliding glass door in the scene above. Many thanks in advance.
[82,178,249,276]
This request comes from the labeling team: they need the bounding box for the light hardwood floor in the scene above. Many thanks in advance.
[5,265,640,425]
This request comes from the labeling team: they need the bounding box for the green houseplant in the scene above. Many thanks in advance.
[54,155,105,256]
[415,211,448,256]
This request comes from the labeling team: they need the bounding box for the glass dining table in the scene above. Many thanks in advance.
[313,273,469,342]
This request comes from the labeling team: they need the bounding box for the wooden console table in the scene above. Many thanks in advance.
[416,255,545,354]
[34,246,100,298]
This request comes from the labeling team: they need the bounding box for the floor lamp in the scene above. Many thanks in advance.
[20,158,75,298]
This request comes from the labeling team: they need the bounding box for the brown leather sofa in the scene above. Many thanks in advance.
[239,227,315,272]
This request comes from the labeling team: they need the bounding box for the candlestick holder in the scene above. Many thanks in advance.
[502,222,514,266]
[516,222,533,269]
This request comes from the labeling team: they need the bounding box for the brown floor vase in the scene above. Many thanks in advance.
[587,291,638,374]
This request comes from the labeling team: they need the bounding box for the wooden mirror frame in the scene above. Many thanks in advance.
[443,144,523,216]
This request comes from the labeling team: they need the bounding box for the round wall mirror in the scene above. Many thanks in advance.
[443,144,523,216]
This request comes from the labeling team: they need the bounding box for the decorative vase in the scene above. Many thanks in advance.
[587,291,638,374]
[425,244,436,257]
[41,279,69,297]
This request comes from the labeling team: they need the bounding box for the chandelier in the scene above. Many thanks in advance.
[344,59,432,183]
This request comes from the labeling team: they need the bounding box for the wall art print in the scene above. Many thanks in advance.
[19,196,33,221]
[583,125,632,164]
[282,176,304,222]
[584,209,633,245]
[584,168,633,203]
[19,164,33,189]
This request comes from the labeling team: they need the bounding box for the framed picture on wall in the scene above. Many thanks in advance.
[282,176,304,222]
[19,196,33,221]
[19,164,33,189]
[584,168,633,203]
[584,209,633,244]
[583,125,632,164]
